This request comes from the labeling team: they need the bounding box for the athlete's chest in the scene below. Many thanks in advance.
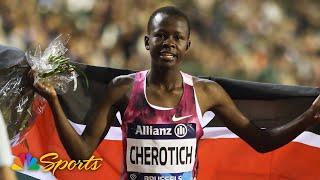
[122,85,201,180]
[146,86,184,108]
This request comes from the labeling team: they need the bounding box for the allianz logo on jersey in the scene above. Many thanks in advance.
[134,124,189,138]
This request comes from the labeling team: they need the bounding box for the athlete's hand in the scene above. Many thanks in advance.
[311,95,320,122]
[28,70,57,100]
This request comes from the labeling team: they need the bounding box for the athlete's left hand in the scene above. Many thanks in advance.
[311,95,320,121]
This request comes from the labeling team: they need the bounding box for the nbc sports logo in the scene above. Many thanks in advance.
[11,152,40,171]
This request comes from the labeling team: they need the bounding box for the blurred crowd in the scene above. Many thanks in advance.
[0,0,319,86]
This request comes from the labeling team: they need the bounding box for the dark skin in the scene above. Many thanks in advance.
[32,13,320,160]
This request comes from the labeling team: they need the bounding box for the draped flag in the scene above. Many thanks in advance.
[1,45,320,180]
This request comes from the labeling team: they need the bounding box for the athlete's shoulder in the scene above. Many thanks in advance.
[109,73,135,88]
[192,77,227,111]
[106,73,135,100]
[192,76,222,94]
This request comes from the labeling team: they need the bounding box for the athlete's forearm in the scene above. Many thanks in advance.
[255,107,317,153]
[48,95,92,160]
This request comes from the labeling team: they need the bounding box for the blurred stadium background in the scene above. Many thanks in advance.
[0,0,319,86]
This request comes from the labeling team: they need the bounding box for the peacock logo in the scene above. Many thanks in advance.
[11,152,40,171]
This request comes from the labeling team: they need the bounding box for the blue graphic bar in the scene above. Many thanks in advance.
[127,123,196,139]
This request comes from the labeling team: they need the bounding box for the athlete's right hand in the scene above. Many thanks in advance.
[28,70,57,100]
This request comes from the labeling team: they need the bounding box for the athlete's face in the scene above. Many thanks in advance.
[145,14,191,68]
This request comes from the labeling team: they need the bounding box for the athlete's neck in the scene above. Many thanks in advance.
[148,68,182,91]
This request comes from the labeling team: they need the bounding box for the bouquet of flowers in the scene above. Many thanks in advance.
[0,35,86,144]
[26,35,86,94]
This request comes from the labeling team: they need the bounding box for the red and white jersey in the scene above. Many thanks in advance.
[121,70,204,180]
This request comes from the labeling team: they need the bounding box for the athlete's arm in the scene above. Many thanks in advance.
[32,74,133,160]
[195,79,320,153]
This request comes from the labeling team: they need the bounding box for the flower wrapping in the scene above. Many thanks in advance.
[0,35,84,144]
[26,34,79,94]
